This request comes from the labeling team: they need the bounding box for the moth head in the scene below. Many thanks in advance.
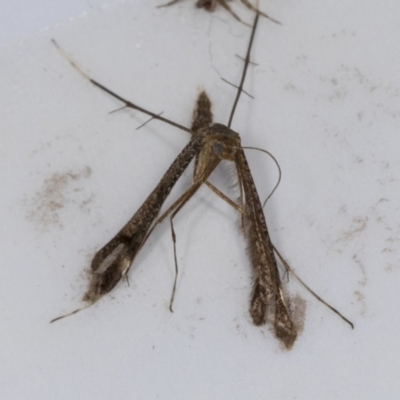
[212,139,237,161]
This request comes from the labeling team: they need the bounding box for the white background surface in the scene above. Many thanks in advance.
[1,1,399,399]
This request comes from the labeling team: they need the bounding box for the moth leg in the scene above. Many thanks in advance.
[132,186,195,312]
[167,180,214,311]
[272,246,354,329]
[156,184,203,311]
[205,181,245,214]
[169,216,179,312]
[144,197,190,314]
[157,90,215,311]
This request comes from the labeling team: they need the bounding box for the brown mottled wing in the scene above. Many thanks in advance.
[235,148,297,349]
[85,133,205,304]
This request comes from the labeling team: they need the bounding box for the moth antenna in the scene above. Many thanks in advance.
[242,146,282,206]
